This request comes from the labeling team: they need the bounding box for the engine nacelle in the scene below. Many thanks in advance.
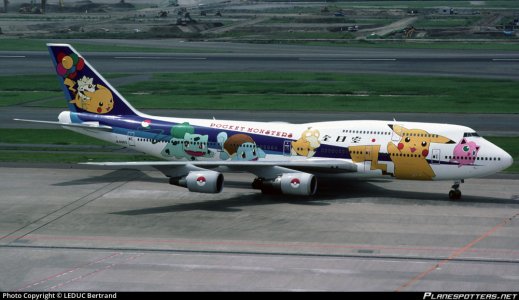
[169,170,224,193]
[253,172,317,196]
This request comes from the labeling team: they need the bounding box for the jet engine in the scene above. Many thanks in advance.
[252,172,317,196]
[169,170,224,193]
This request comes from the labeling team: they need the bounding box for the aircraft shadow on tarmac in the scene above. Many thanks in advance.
[52,169,518,216]
[113,182,518,215]
[52,168,165,186]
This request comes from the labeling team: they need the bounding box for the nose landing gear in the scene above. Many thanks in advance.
[449,180,464,200]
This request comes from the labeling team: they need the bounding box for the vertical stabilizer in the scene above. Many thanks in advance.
[47,43,139,116]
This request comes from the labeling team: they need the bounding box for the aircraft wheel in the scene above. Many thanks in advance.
[449,189,462,200]
[449,190,455,200]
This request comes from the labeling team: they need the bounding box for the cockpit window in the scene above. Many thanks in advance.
[463,132,480,137]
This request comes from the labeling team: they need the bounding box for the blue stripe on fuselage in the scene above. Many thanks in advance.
[70,112,462,166]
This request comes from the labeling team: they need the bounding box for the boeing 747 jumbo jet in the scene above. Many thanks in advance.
[16,44,513,200]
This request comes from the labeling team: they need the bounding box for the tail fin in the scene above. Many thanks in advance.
[48,43,139,116]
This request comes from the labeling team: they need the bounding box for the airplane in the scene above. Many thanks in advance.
[16,44,513,200]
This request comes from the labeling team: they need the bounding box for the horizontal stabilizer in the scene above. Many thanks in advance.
[14,119,113,131]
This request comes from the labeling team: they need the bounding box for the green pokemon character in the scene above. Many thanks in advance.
[161,122,214,161]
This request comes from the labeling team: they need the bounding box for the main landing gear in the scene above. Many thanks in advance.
[449,180,464,200]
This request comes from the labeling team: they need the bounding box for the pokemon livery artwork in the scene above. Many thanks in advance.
[161,122,214,161]
[68,75,114,114]
[56,52,114,114]
[347,124,484,181]
[217,133,266,161]
[451,138,481,167]
[386,125,454,180]
[291,127,321,158]
[48,44,134,116]
[19,44,511,199]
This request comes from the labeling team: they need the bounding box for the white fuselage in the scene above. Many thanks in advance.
[61,111,513,182]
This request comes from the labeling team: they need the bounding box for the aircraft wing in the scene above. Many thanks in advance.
[82,159,358,177]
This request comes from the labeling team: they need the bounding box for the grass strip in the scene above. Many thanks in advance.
[2,71,518,113]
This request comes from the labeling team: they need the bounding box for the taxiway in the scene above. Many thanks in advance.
[0,166,517,291]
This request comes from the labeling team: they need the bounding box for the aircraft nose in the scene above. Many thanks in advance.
[502,150,513,169]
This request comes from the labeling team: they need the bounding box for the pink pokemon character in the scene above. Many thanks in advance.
[451,138,480,167]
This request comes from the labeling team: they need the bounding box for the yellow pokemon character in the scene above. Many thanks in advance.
[80,85,114,114]
[67,76,114,114]
[349,145,388,173]
[388,125,453,180]
[291,127,321,157]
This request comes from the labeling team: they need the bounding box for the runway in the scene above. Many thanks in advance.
[2,40,519,79]
[0,166,518,291]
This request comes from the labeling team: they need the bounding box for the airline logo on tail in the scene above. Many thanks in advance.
[48,44,136,116]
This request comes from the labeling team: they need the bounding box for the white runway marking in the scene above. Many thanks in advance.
[114,56,207,60]
[0,55,26,58]
[299,58,397,61]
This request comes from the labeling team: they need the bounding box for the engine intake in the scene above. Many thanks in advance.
[253,172,317,196]
[169,170,224,193]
